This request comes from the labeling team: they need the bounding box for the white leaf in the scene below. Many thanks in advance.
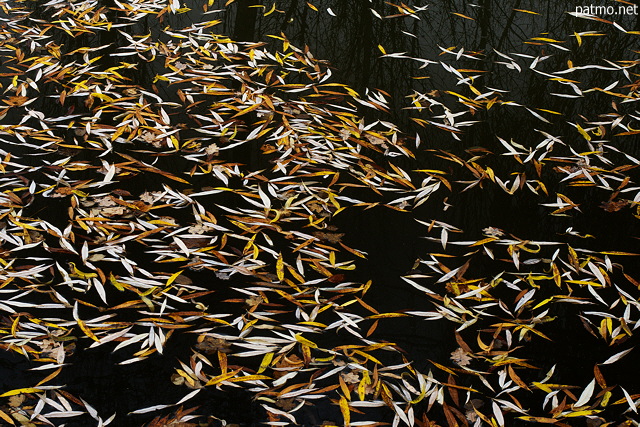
[176,388,201,405]
[103,164,116,184]
[80,398,99,420]
[93,278,108,305]
[257,185,271,209]
[587,262,606,286]
[622,387,638,413]
[128,404,170,415]
[492,401,504,426]
[436,266,461,283]
[574,379,595,407]
[441,228,448,249]
[81,241,89,262]
[602,347,633,365]
[160,108,170,124]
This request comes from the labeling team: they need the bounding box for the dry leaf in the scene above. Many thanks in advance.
[204,143,219,156]
[364,133,387,146]
[341,370,360,384]
[313,231,344,243]
[8,394,25,407]
[276,398,297,411]
[140,191,163,204]
[96,196,118,207]
[450,347,472,367]
[188,223,213,234]
[195,336,232,354]
[600,200,628,212]
[482,226,504,237]
[100,206,128,217]
[245,295,263,307]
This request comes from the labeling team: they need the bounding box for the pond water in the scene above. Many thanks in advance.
[1,0,640,426]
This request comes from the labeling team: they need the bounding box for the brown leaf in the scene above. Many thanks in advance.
[95,196,118,207]
[594,364,607,389]
[8,394,25,407]
[482,226,504,237]
[4,95,28,106]
[100,206,129,217]
[364,133,387,146]
[204,143,219,156]
[140,191,162,204]
[195,336,232,354]
[306,200,325,213]
[245,295,264,307]
[600,200,628,212]
[275,398,297,411]
[341,370,360,384]
[313,231,344,244]
[273,355,303,378]
[450,347,472,367]
[188,223,214,234]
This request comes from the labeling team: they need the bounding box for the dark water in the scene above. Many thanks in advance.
[1,0,640,426]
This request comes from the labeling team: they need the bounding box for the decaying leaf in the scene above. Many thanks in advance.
[450,347,472,367]
[195,336,232,354]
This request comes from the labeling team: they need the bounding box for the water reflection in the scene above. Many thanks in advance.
[0,0,639,425]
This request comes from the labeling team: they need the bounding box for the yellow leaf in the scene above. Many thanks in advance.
[517,416,558,423]
[576,124,591,141]
[257,352,274,374]
[452,12,474,20]
[0,409,14,425]
[0,388,43,397]
[429,360,457,375]
[531,382,552,393]
[91,93,115,103]
[170,135,180,150]
[552,262,561,287]
[470,237,499,247]
[78,318,100,342]
[533,297,554,310]
[600,251,639,256]
[339,396,351,426]
[367,312,409,319]
[564,409,602,417]
[109,273,125,291]
[111,126,126,141]
[11,316,19,337]
[165,270,184,287]
[264,2,276,16]
[36,367,62,387]
[205,368,242,386]
[537,108,562,115]
[294,333,318,348]
[228,374,271,382]
[353,350,382,365]
[531,37,564,43]
[514,8,538,14]
[9,218,40,231]
[276,253,284,281]
[69,262,98,279]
